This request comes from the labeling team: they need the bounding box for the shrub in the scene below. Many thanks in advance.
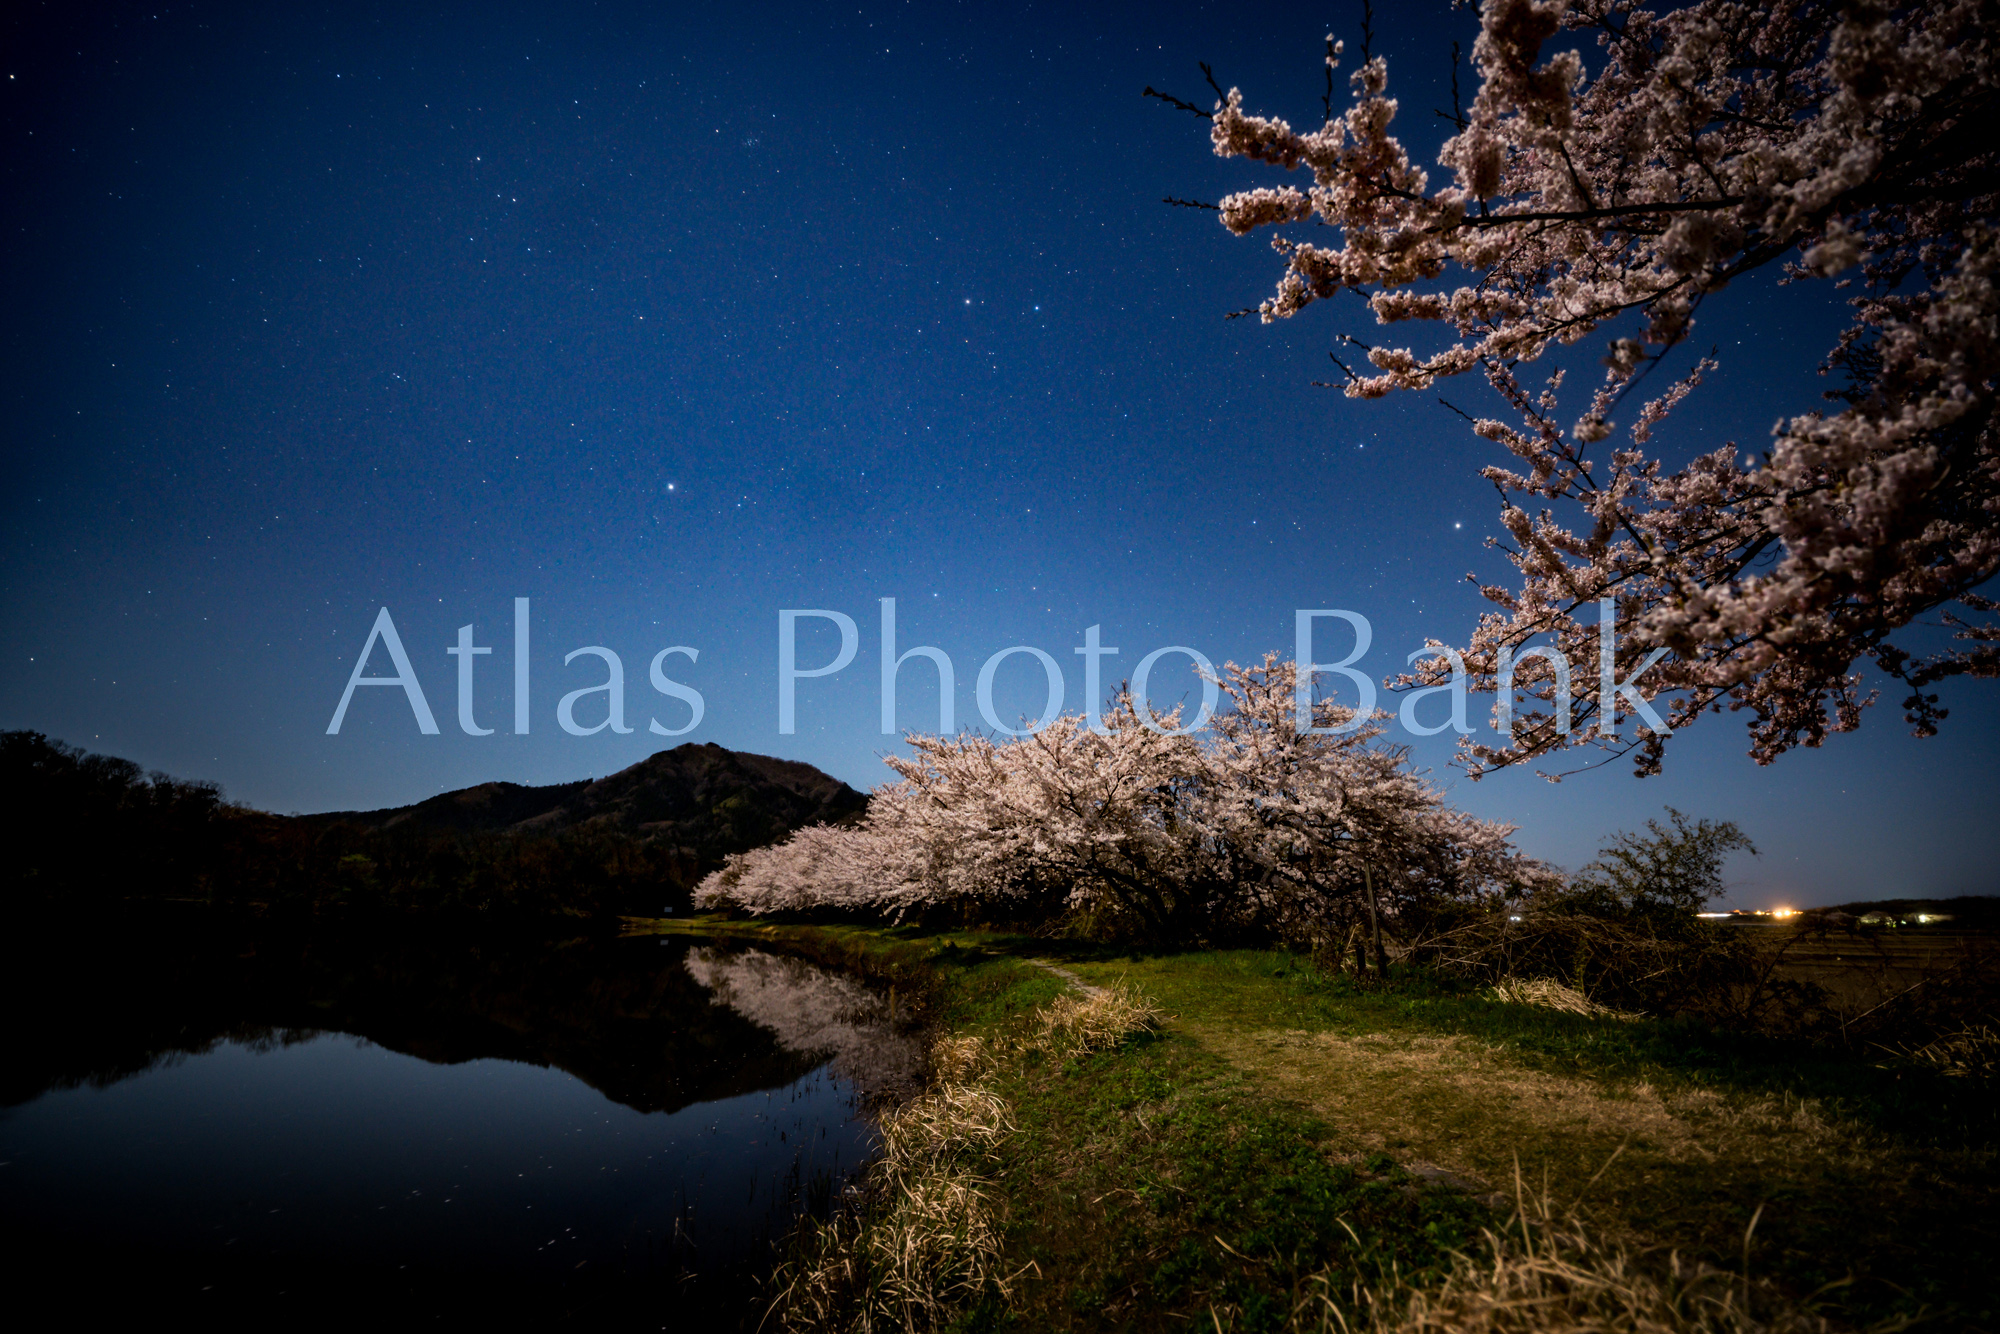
[1426,810,1771,1018]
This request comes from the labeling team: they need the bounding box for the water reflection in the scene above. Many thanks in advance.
[0,914,914,1326]
[685,947,924,1104]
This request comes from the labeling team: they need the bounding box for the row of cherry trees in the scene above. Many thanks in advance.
[1170,0,1997,777]
[696,659,1552,948]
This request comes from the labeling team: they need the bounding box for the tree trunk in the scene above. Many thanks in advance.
[1363,863,1388,978]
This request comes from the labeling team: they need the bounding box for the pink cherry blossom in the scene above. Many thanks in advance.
[698,670,1553,944]
[1181,0,1997,776]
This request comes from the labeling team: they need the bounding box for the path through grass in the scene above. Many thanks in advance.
[628,918,1995,1329]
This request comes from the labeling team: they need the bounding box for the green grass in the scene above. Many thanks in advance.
[1037,944,1990,1141]
[971,1029,1492,1332]
[632,918,1997,1330]
[1039,945,1996,1329]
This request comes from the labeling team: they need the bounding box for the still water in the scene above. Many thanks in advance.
[0,918,917,1326]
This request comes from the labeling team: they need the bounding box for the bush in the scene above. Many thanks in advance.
[1425,810,1772,1018]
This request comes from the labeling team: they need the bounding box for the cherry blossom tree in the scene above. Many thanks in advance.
[698,673,1549,953]
[875,697,1219,937]
[1160,0,1998,776]
[699,695,1221,935]
[1198,655,1554,964]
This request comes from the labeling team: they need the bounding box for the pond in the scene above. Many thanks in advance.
[0,914,917,1326]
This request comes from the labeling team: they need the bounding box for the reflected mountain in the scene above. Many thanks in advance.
[2,907,891,1115]
[0,908,918,1328]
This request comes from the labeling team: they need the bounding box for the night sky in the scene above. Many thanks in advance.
[4,0,1994,906]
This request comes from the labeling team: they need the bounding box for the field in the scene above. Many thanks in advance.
[632,916,1999,1332]
[1766,923,1994,1008]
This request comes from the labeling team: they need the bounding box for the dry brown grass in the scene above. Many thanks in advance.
[1894,1020,1999,1081]
[769,982,1165,1331]
[1489,977,1642,1022]
[930,1032,993,1084]
[1020,979,1168,1059]
[769,1082,1018,1332]
[1201,1026,1858,1178]
[1280,1173,1911,1334]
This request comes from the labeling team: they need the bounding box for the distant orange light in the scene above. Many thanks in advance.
[1771,907,1796,919]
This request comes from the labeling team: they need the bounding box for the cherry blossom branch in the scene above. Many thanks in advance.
[1168,0,1999,775]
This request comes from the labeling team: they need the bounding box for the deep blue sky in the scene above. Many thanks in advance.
[4,0,1993,906]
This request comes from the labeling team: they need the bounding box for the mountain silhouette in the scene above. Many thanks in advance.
[311,740,866,864]
[4,731,865,917]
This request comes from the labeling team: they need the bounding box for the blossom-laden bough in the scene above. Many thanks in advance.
[1166,0,1999,777]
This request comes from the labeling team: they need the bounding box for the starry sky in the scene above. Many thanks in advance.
[3,0,1994,906]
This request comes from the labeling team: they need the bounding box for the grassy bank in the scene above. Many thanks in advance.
[626,917,1995,1331]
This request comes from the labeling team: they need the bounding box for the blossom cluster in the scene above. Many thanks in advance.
[1194,0,1998,774]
